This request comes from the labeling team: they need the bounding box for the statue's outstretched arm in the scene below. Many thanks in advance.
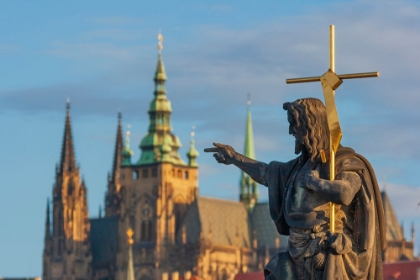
[210,143,269,186]
[304,169,361,205]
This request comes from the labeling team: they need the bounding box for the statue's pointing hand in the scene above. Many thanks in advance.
[204,143,237,165]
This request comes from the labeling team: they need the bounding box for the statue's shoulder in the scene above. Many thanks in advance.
[336,146,371,173]
[268,157,299,169]
[267,158,300,178]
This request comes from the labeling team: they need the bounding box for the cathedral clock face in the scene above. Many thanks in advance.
[141,203,152,219]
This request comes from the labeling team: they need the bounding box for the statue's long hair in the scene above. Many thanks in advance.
[283,98,330,162]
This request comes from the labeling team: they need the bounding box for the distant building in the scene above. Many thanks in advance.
[42,36,287,280]
[381,191,415,263]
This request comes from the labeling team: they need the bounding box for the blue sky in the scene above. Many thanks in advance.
[2,0,420,277]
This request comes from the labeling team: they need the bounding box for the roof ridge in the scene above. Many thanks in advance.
[198,196,245,205]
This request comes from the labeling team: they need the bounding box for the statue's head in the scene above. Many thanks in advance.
[283,98,330,162]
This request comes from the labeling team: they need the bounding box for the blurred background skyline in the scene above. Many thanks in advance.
[2,0,420,277]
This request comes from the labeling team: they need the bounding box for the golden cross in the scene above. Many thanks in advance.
[158,32,164,52]
[286,25,379,232]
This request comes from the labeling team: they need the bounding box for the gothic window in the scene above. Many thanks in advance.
[148,220,153,240]
[152,168,157,177]
[220,268,229,280]
[142,169,149,178]
[141,203,152,219]
[67,181,74,195]
[140,221,154,241]
[184,171,189,179]
[141,221,146,240]
[177,170,182,178]
[137,197,154,242]
[174,196,187,234]
[132,170,138,180]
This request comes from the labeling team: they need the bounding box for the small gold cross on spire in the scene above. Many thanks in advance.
[191,125,196,139]
[158,32,164,53]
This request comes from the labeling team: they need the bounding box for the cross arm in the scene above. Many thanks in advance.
[286,71,379,84]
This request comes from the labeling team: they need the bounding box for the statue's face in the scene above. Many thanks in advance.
[288,112,305,155]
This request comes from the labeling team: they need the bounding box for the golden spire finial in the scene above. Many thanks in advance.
[158,31,164,52]
[126,124,131,139]
[190,125,196,138]
[127,228,134,245]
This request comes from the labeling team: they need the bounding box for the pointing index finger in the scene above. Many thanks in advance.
[204,147,219,153]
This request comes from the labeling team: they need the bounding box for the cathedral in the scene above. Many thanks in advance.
[42,38,287,280]
[42,37,415,280]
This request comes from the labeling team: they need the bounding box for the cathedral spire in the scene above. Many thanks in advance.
[105,112,125,217]
[138,33,186,165]
[411,222,415,244]
[59,99,77,174]
[44,101,91,279]
[45,197,51,241]
[240,96,258,211]
[112,112,124,183]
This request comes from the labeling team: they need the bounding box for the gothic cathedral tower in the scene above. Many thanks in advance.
[43,102,92,280]
[114,34,199,280]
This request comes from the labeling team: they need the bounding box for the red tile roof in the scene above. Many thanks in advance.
[381,261,420,280]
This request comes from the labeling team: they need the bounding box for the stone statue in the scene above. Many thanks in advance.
[206,98,385,280]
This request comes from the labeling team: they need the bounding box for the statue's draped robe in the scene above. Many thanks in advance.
[259,147,385,280]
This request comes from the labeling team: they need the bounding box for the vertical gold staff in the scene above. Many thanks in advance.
[321,25,343,233]
[328,25,336,233]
